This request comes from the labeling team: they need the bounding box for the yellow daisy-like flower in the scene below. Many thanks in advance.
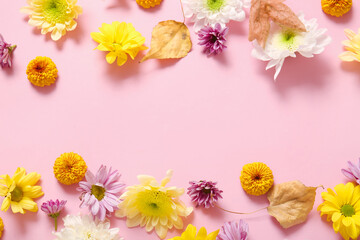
[168,224,219,240]
[240,162,274,196]
[21,0,83,41]
[318,183,360,240]
[0,217,3,238]
[321,0,352,17]
[339,28,360,62]
[0,168,44,214]
[91,22,148,66]
[26,56,58,87]
[115,170,193,239]
[136,0,162,8]
[53,152,87,185]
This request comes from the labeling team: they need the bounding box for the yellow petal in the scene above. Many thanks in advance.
[22,185,44,198]
[19,197,38,212]
[106,52,117,64]
[344,29,356,40]
[13,168,26,182]
[196,227,208,240]
[1,197,10,211]
[91,32,107,44]
[207,229,220,240]
[17,172,41,187]
[116,52,128,66]
[11,202,25,214]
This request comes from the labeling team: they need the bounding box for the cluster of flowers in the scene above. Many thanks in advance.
[0,151,278,239]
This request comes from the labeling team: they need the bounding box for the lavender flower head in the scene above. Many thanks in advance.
[217,220,249,240]
[187,180,223,208]
[77,165,125,221]
[198,23,228,56]
[342,159,360,184]
[0,34,16,68]
[41,199,67,231]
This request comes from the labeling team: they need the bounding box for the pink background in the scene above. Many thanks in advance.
[1,0,360,239]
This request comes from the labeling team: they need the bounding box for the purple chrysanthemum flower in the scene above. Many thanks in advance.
[0,34,16,68]
[187,180,223,208]
[341,159,360,184]
[198,23,228,56]
[217,220,249,240]
[41,199,67,230]
[77,165,125,221]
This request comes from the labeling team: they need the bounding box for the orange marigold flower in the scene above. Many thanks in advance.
[240,162,274,196]
[321,0,352,17]
[136,0,162,8]
[26,56,58,87]
[53,152,87,185]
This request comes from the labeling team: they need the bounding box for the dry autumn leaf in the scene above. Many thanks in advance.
[140,20,192,62]
[249,0,306,48]
[267,180,317,228]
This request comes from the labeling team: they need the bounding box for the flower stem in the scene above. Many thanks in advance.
[216,205,268,215]
[54,217,58,231]
[179,0,185,23]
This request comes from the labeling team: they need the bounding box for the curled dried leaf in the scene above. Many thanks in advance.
[267,180,317,228]
[140,20,192,62]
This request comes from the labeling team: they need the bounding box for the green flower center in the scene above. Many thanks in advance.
[341,204,355,217]
[207,0,224,11]
[11,186,23,202]
[273,30,302,52]
[43,0,68,24]
[91,185,106,201]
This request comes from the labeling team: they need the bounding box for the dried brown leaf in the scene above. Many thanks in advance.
[267,180,317,228]
[266,2,306,32]
[140,20,192,62]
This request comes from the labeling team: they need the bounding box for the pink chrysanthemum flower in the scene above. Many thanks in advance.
[198,23,228,56]
[0,34,16,68]
[41,199,67,230]
[187,180,223,208]
[77,165,125,221]
[217,220,249,240]
[342,159,360,184]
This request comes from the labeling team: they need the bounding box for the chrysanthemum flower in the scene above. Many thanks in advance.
[77,165,124,221]
[41,199,67,231]
[91,22,148,66]
[240,162,273,196]
[115,170,193,239]
[339,29,360,63]
[251,13,331,80]
[0,167,44,214]
[187,180,223,208]
[198,24,228,56]
[136,0,162,8]
[0,217,3,238]
[54,214,123,240]
[168,224,219,240]
[318,183,360,240]
[341,159,360,184]
[26,56,58,87]
[21,0,83,41]
[53,152,87,185]
[217,220,248,240]
[321,0,352,17]
[182,0,250,32]
[0,34,16,68]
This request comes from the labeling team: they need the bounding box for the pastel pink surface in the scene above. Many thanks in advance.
[1,0,360,239]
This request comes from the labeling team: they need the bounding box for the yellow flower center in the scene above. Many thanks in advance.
[341,204,355,217]
[11,186,23,202]
[136,189,173,217]
[274,30,303,52]
[207,0,224,11]
[91,185,106,201]
[43,0,68,24]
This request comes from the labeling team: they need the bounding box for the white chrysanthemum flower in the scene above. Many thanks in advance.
[251,13,331,80]
[53,214,122,240]
[182,0,250,32]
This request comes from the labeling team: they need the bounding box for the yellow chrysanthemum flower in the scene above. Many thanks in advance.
[339,28,360,62]
[136,0,162,8]
[321,0,352,17]
[168,224,219,240]
[318,183,360,240]
[240,162,274,196]
[0,168,44,214]
[21,0,83,41]
[0,217,3,238]
[91,22,148,66]
[115,170,193,239]
[53,152,87,185]
[26,56,58,87]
